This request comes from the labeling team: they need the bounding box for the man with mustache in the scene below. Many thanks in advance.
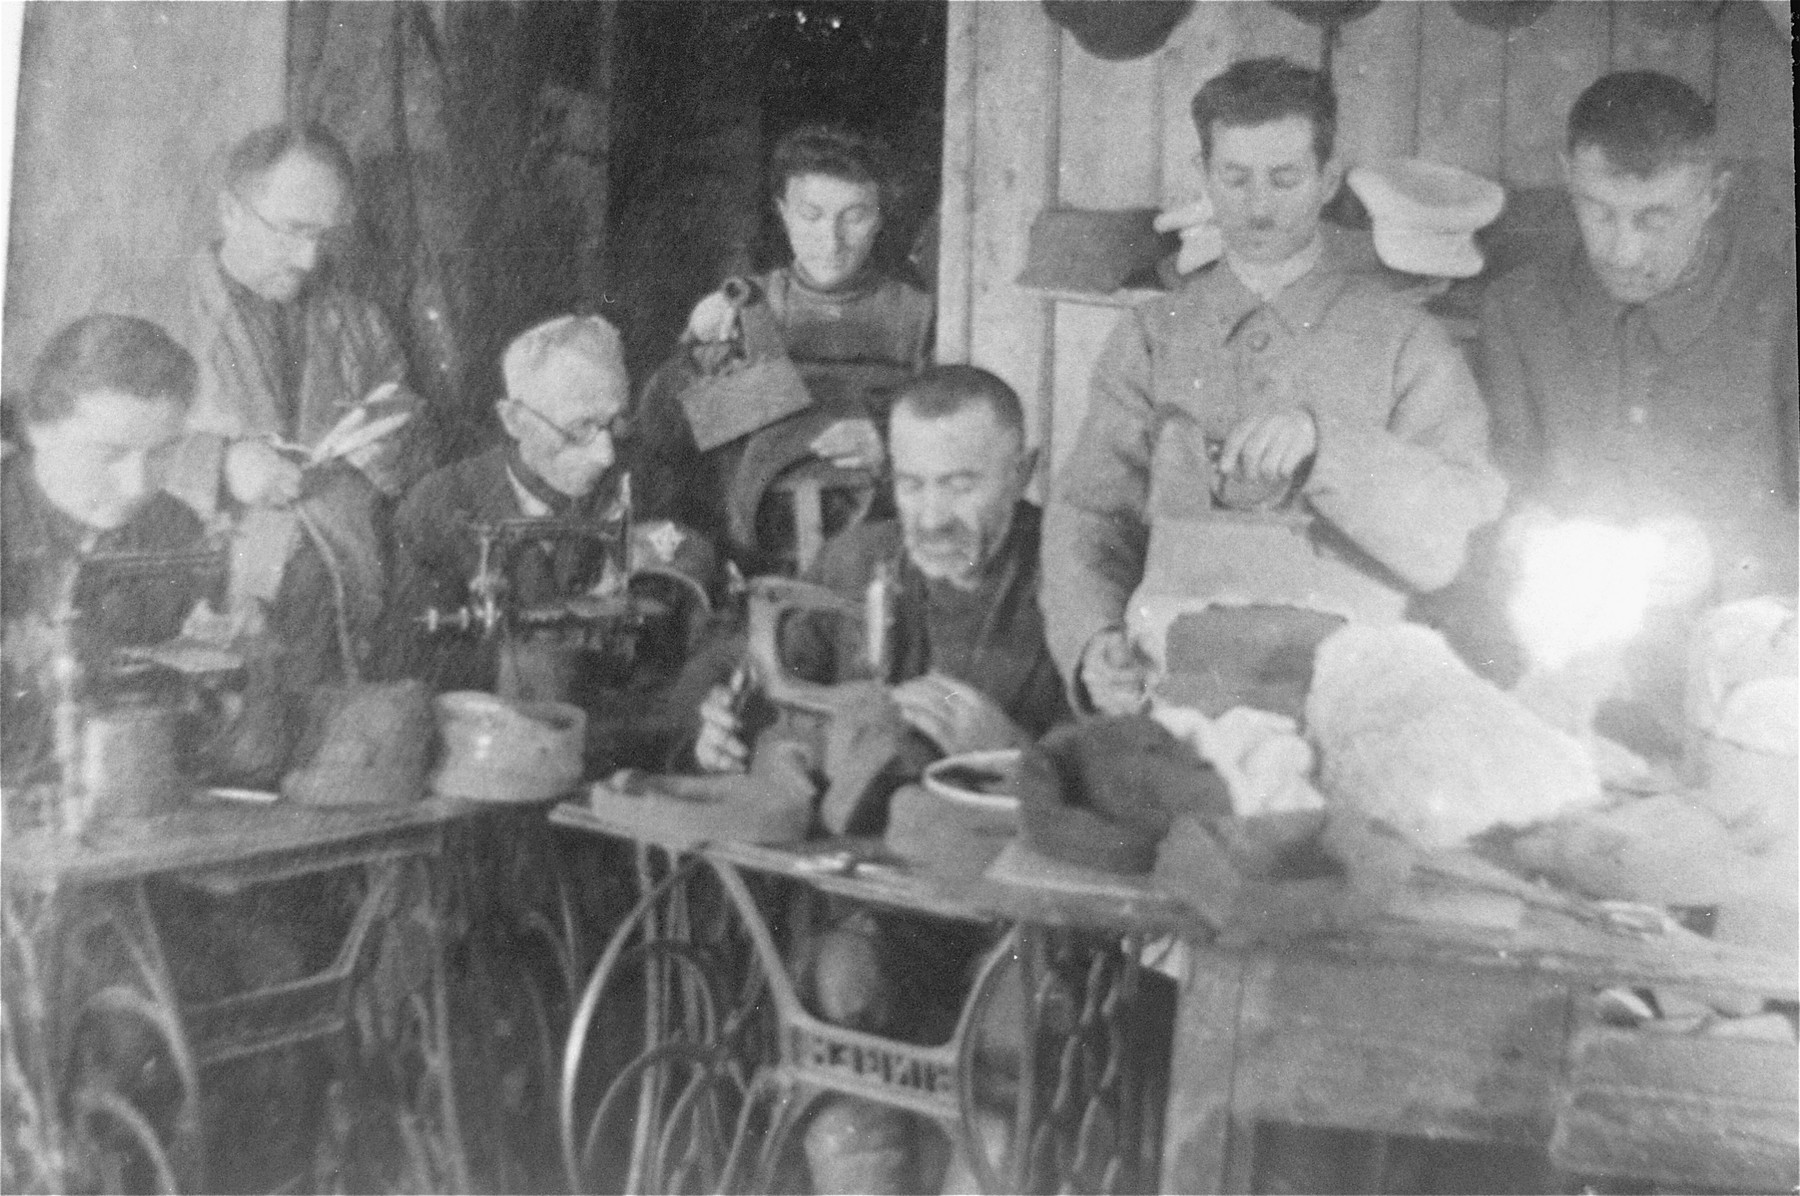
[692,363,1069,775]
[1043,57,1505,716]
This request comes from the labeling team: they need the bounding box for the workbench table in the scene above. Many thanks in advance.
[551,798,1183,1194]
[3,797,479,1193]
[1157,896,1798,1194]
[549,793,1796,1194]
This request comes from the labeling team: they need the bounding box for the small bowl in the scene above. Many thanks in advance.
[922,749,1024,816]
[432,691,586,803]
[890,749,1026,879]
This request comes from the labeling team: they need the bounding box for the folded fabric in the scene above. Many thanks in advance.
[1152,812,1380,947]
[1308,622,1603,848]
[1017,714,1231,875]
[818,679,915,835]
[1152,703,1324,817]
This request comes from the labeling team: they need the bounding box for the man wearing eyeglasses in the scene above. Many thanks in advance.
[388,314,686,698]
[166,122,431,517]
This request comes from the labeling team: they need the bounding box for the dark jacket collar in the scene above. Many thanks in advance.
[1561,210,1736,358]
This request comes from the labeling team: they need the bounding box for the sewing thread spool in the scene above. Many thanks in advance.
[81,704,183,820]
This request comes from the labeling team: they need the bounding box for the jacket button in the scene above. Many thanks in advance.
[1247,330,1272,352]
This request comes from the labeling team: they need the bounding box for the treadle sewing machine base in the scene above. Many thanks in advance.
[3,798,479,1194]
[551,800,1176,1195]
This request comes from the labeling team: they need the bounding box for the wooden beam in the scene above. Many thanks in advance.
[935,0,978,365]
[1417,0,1506,179]
[967,1,1059,451]
[1059,33,1162,208]
[1502,0,1609,185]
[1714,0,1795,173]
[1233,0,1324,68]
[1157,0,1236,207]
[1608,0,1721,98]
[1336,0,1422,165]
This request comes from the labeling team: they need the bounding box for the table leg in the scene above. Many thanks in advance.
[1158,943,1251,1195]
[3,880,205,1193]
[340,854,471,1193]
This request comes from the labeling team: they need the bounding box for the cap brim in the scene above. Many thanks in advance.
[1373,227,1484,279]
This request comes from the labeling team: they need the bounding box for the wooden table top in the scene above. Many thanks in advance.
[4,797,483,890]
[550,797,1797,997]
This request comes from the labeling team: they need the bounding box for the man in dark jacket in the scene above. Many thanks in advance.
[686,364,1064,1194]
[692,364,1068,774]
[1480,70,1797,603]
[1473,71,1797,748]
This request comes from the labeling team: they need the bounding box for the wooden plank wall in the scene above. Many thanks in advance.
[934,0,1795,476]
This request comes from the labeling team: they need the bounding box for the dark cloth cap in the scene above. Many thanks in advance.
[1269,0,1381,28]
[1017,714,1231,875]
[1042,0,1193,61]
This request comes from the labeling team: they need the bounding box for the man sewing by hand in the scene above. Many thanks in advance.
[683,365,1067,1195]
[692,365,1068,778]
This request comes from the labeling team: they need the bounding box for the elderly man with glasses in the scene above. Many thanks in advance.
[387,314,691,700]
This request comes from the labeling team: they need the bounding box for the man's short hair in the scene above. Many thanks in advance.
[1566,71,1717,179]
[20,314,197,426]
[769,124,897,210]
[223,122,355,197]
[890,365,1025,439]
[1191,57,1337,166]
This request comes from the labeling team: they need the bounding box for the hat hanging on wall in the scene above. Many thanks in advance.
[1268,1,1382,29]
[1453,0,1554,31]
[1268,2,1380,85]
[1042,0,1194,61]
[1348,159,1505,280]
[1630,0,1725,29]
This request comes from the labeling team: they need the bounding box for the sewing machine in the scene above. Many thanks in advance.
[11,544,236,835]
[416,486,703,693]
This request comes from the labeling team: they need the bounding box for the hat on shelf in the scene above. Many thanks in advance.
[1153,193,1225,275]
[1348,159,1506,279]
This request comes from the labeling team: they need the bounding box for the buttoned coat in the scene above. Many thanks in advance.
[1042,245,1507,691]
[1479,163,1798,593]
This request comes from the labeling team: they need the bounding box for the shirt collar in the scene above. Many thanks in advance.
[1211,235,1353,336]
[505,465,555,518]
[1225,233,1324,303]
